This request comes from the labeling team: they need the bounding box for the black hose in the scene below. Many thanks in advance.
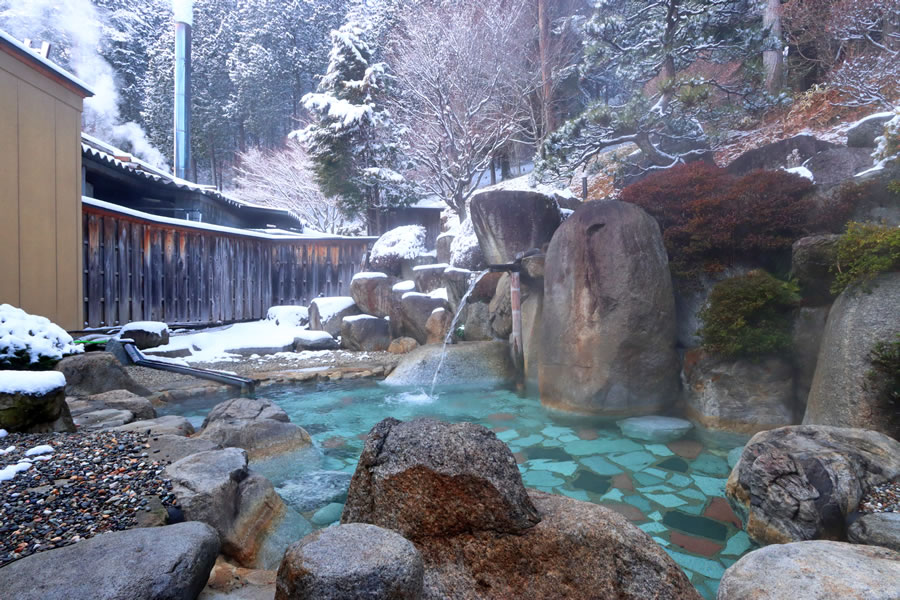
[120,340,256,394]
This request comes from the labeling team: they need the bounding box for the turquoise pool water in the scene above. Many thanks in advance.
[163,380,754,599]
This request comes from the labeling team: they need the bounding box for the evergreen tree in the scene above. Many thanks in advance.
[539,0,762,178]
[297,22,412,233]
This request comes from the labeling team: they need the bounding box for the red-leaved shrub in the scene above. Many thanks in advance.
[620,162,832,282]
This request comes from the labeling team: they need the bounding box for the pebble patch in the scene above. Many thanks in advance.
[859,480,899,513]
[0,431,176,567]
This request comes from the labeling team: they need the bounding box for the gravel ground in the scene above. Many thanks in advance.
[859,480,900,514]
[0,431,176,567]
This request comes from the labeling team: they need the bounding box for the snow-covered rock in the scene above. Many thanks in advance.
[785,166,814,182]
[0,304,82,368]
[449,219,485,271]
[0,371,74,433]
[293,330,340,351]
[847,111,895,148]
[370,226,429,276]
[309,297,361,337]
[119,321,169,350]
[341,315,391,352]
[266,306,309,327]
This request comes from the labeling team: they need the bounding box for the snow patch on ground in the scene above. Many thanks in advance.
[311,297,356,321]
[0,429,7,439]
[151,320,311,364]
[0,461,31,483]
[370,226,428,261]
[294,330,336,344]
[0,371,66,396]
[266,306,309,327]
[24,445,54,457]
[0,304,82,366]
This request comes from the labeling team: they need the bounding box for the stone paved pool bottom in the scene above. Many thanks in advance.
[162,380,754,599]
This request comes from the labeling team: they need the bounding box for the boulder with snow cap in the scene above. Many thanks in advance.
[0,304,82,369]
[341,315,392,352]
[449,218,485,271]
[309,297,361,337]
[370,226,429,277]
[267,306,309,327]
[413,263,449,294]
[425,307,453,345]
[0,371,75,432]
[396,292,450,345]
[119,321,169,350]
[436,232,455,264]
[847,111,894,148]
[350,272,398,318]
[470,189,563,265]
[294,330,340,351]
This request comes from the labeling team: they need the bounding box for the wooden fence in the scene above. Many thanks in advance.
[82,201,372,329]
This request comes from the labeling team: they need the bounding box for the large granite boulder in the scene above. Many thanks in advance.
[341,417,698,599]
[791,234,841,305]
[424,307,453,345]
[197,397,312,461]
[847,111,894,148]
[413,264,449,294]
[67,389,155,422]
[436,232,454,264]
[682,351,795,444]
[165,448,292,568]
[462,301,492,341]
[725,426,900,545]
[395,292,450,345]
[804,273,900,437]
[383,342,514,388]
[267,305,309,327]
[369,226,428,277]
[725,135,838,175]
[488,273,513,339]
[470,189,562,265]
[309,297,361,337]
[276,524,425,600]
[803,147,876,187]
[0,371,74,433]
[112,414,195,436]
[293,330,341,351]
[848,512,900,552]
[0,521,219,600]
[349,272,398,318]
[119,321,169,350]
[717,540,900,600]
[341,315,391,352]
[342,418,540,539]
[792,307,830,413]
[55,352,149,396]
[448,218,485,271]
[539,200,680,416]
[146,434,221,464]
[71,407,135,431]
[388,337,419,355]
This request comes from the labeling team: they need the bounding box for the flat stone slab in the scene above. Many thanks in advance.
[617,416,693,443]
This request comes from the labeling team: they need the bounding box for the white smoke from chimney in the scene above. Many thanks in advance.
[0,0,167,169]
[172,0,193,26]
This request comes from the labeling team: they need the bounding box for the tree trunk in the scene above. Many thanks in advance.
[538,0,555,139]
[763,0,784,94]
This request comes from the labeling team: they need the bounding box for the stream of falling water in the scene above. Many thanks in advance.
[429,269,489,396]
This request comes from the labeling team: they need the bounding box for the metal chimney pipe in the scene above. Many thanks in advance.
[173,1,192,181]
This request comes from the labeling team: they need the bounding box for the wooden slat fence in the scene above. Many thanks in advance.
[82,203,372,328]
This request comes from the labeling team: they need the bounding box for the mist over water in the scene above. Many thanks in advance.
[0,0,167,168]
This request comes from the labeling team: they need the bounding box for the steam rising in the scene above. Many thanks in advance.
[172,0,193,26]
[0,0,167,168]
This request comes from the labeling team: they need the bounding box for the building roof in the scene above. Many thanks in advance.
[81,133,306,228]
[0,30,94,97]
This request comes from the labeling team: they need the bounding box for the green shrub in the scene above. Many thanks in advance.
[831,222,900,294]
[698,270,800,358]
[867,334,900,410]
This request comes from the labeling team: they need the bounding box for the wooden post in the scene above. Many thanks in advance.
[510,270,524,387]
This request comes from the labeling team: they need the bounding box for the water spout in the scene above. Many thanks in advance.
[429,269,489,396]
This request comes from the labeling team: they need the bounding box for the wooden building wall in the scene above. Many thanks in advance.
[82,203,372,328]
[0,49,86,330]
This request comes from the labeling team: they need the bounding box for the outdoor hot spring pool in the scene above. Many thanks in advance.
[160,380,754,598]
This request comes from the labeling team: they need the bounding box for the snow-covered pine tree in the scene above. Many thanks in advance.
[297,21,413,234]
[539,0,762,178]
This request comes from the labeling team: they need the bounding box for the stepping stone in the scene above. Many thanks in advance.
[602,501,646,522]
[652,536,670,547]
[541,425,573,438]
[612,473,634,491]
[663,511,728,541]
[667,439,703,459]
[727,446,744,469]
[642,467,670,479]
[703,497,742,529]
[572,470,611,494]
[679,503,705,515]
[648,511,663,521]
[609,451,655,471]
[664,549,725,580]
[495,429,519,442]
[618,416,693,443]
[527,459,577,476]
[524,446,573,462]
[646,444,675,457]
[667,473,693,488]
[558,488,590,501]
[644,493,687,508]
[639,522,668,534]
[623,494,653,513]
[633,472,665,486]
[487,412,516,422]
[579,456,623,476]
[721,531,752,556]
[514,434,544,447]
[670,531,724,557]
[566,438,642,456]
[690,453,730,476]
[559,434,579,442]
[678,488,707,503]
[600,488,624,502]
[657,457,690,473]
[691,474,726,497]
[522,470,564,488]
[575,427,598,440]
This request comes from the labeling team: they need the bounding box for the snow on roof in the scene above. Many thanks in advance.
[410,198,448,210]
[81,133,306,227]
[0,30,93,97]
[83,197,373,242]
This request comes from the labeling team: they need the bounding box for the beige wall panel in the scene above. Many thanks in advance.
[0,68,19,307]
[17,80,57,319]
[0,52,84,111]
[54,102,80,329]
